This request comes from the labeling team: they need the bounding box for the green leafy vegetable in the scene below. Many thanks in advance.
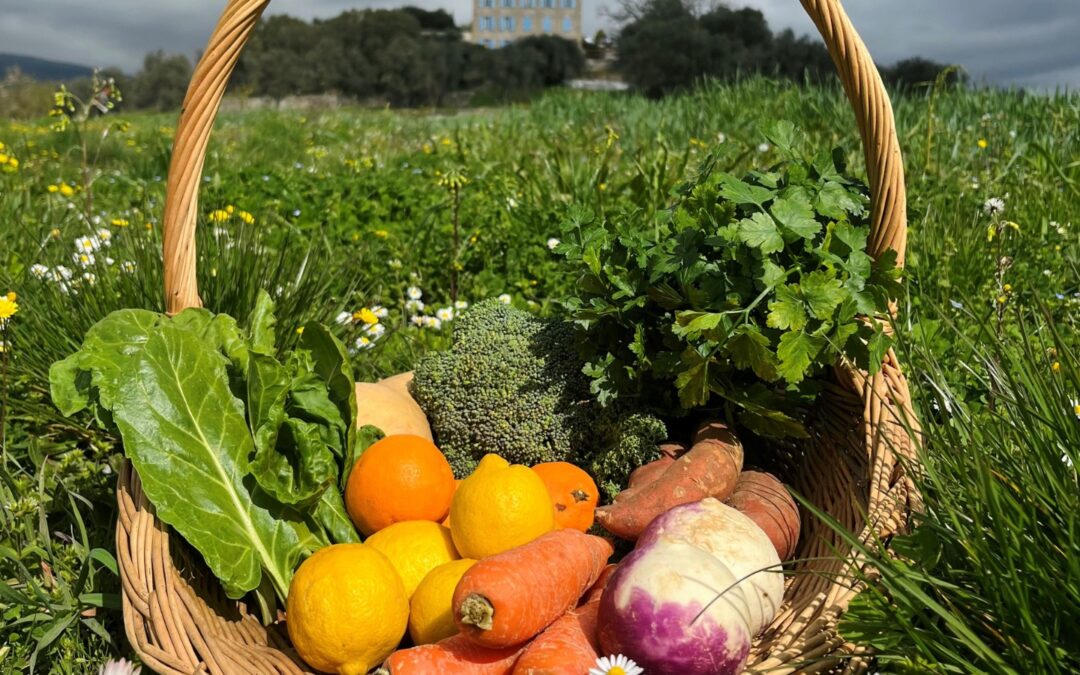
[557,122,900,437]
[48,291,360,616]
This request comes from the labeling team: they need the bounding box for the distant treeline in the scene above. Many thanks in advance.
[615,0,964,97]
[2,3,963,117]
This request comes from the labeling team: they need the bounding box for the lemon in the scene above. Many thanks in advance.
[408,558,477,645]
[365,520,460,597]
[286,543,407,675]
[450,453,555,559]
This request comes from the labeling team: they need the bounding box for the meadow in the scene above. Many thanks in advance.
[1,78,1078,673]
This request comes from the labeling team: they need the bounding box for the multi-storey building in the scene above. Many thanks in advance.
[471,0,582,48]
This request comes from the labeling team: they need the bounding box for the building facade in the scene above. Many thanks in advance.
[471,0,582,49]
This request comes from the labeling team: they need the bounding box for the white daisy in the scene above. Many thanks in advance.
[75,235,100,252]
[436,307,454,322]
[30,264,49,278]
[407,285,423,300]
[1071,398,1080,421]
[389,258,403,270]
[104,257,115,266]
[497,293,512,304]
[82,272,97,285]
[354,336,374,350]
[120,261,136,273]
[405,299,425,313]
[409,315,425,327]
[335,311,353,325]
[96,228,113,246]
[53,265,73,280]
[454,300,469,310]
[717,132,727,143]
[589,654,643,675]
[365,323,386,339]
[99,657,141,675]
[422,316,442,330]
[73,252,95,267]
[546,237,561,250]
[757,142,771,153]
[371,305,389,319]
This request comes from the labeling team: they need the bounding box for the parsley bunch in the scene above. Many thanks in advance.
[557,122,902,438]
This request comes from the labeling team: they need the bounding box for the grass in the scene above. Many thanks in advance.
[0,77,1078,672]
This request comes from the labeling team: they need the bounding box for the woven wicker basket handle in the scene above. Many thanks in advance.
[161,0,907,315]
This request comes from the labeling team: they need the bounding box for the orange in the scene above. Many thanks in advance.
[345,434,456,536]
[531,461,599,532]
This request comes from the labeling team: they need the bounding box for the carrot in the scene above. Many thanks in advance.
[595,420,743,540]
[376,634,524,675]
[453,529,614,649]
[511,563,615,675]
[726,470,801,560]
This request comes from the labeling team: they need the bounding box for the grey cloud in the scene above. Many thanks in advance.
[0,0,1077,86]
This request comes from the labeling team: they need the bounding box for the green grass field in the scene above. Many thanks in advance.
[1,79,1078,673]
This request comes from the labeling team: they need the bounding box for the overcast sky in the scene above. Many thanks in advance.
[2,0,1079,88]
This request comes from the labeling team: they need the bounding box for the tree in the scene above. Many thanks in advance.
[129,51,192,111]
[883,57,966,91]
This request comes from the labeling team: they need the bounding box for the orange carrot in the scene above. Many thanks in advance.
[376,634,524,675]
[595,420,743,540]
[511,562,615,675]
[726,470,801,560]
[453,529,614,649]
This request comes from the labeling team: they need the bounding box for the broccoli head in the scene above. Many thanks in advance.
[411,299,665,487]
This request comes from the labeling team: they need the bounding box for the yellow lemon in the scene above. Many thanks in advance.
[286,543,407,675]
[408,558,477,645]
[450,453,555,559]
[365,520,459,597]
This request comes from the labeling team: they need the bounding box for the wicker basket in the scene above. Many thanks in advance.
[116,0,921,672]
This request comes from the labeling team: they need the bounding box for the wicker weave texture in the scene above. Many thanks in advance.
[119,0,922,672]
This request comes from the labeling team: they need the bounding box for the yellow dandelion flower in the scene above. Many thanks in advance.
[208,209,229,223]
[226,205,235,215]
[1052,361,1062,373]
[111,218,129,227]
[60,184,75,197]
[7,157,17,169]
[1003,283,1013,293]
[598,182,607,192]
[351,232,360,241]
[977,139,988,149]
[0,153,8,164]
[296,326,305,335]
[50,228,61,238]
[0,294,18,321]
[356,308,378,325]
[373,229,388,239]
[996,295,1007,305]
[422,143,433,154]
[238,211,255,225]
[47,184,59,193]
[440,137,452,146]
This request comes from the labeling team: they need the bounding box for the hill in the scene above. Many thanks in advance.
[0,53,93,81]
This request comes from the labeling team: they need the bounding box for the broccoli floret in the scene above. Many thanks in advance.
[411,299,665,486]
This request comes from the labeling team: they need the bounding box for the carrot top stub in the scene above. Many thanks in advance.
[452,529,614,649]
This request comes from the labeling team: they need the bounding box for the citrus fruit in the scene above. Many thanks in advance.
[364,520,460,597]
[408,558,477,645]
[286,543,408,675]
[344,434,455,536]
[449,453,555,559]
[532,461,600,532]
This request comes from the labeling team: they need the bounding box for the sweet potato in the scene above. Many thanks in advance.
[725,471,800,560]
[595,420,743,540]
[378,370,415,399]
[659,441,689,459]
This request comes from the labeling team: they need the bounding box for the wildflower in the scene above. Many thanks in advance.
[506,197,518,209]
[335,311,353,325]
[436,307,454,322]
[292,209,301,217]
[73,252,95,267]
[717,132,727,143]
[983,197,1006,216]
[757,142,771,153]
[589,654,643,675]
[98,657,141,675]
[598,182,607,192]
[47,184,59,193]
[407,286,423,300]
[497,293,512,304]
[422,142,433,154]
[410,315,425,326]
[1052,361,1062,373]
[208,209,229,223]
[30,264,49,279]
[97,228,113,245]
[422,316,443,330]
[75,235,100,252]
[356,308,379,325]
[0,292,18,324]
[406,299,425,313]
[977,138,988,149]
[371,305,388,319]
[949,299,963,309]
[1072,398,1080,420]
[354,336,374,350]
[104,257,115,266]
[110,218,128,227]
[454,300,469,310]
[82,272,97,285]
[296,326,305,335]
[1003,283,1013,293]
[238,210,255,225]
[547,237,561,250]
[120,261,136,273]
[995,295,1007,305]
[365,323,386,339]
[373,229,389,239]
[0,339,5,353]
[57,183,73,196]
[53,265,73,280]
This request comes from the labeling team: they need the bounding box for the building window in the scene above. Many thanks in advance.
[542,16,552,32]
[543,0,553,7]
[522,0,534,6]
[522,16,533,31]
[483,0,493,7]
[562,16,572,32]
[502,0,513,7]
[482,16,494,31]
[502,16,515,31]
[562,0,574,7]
